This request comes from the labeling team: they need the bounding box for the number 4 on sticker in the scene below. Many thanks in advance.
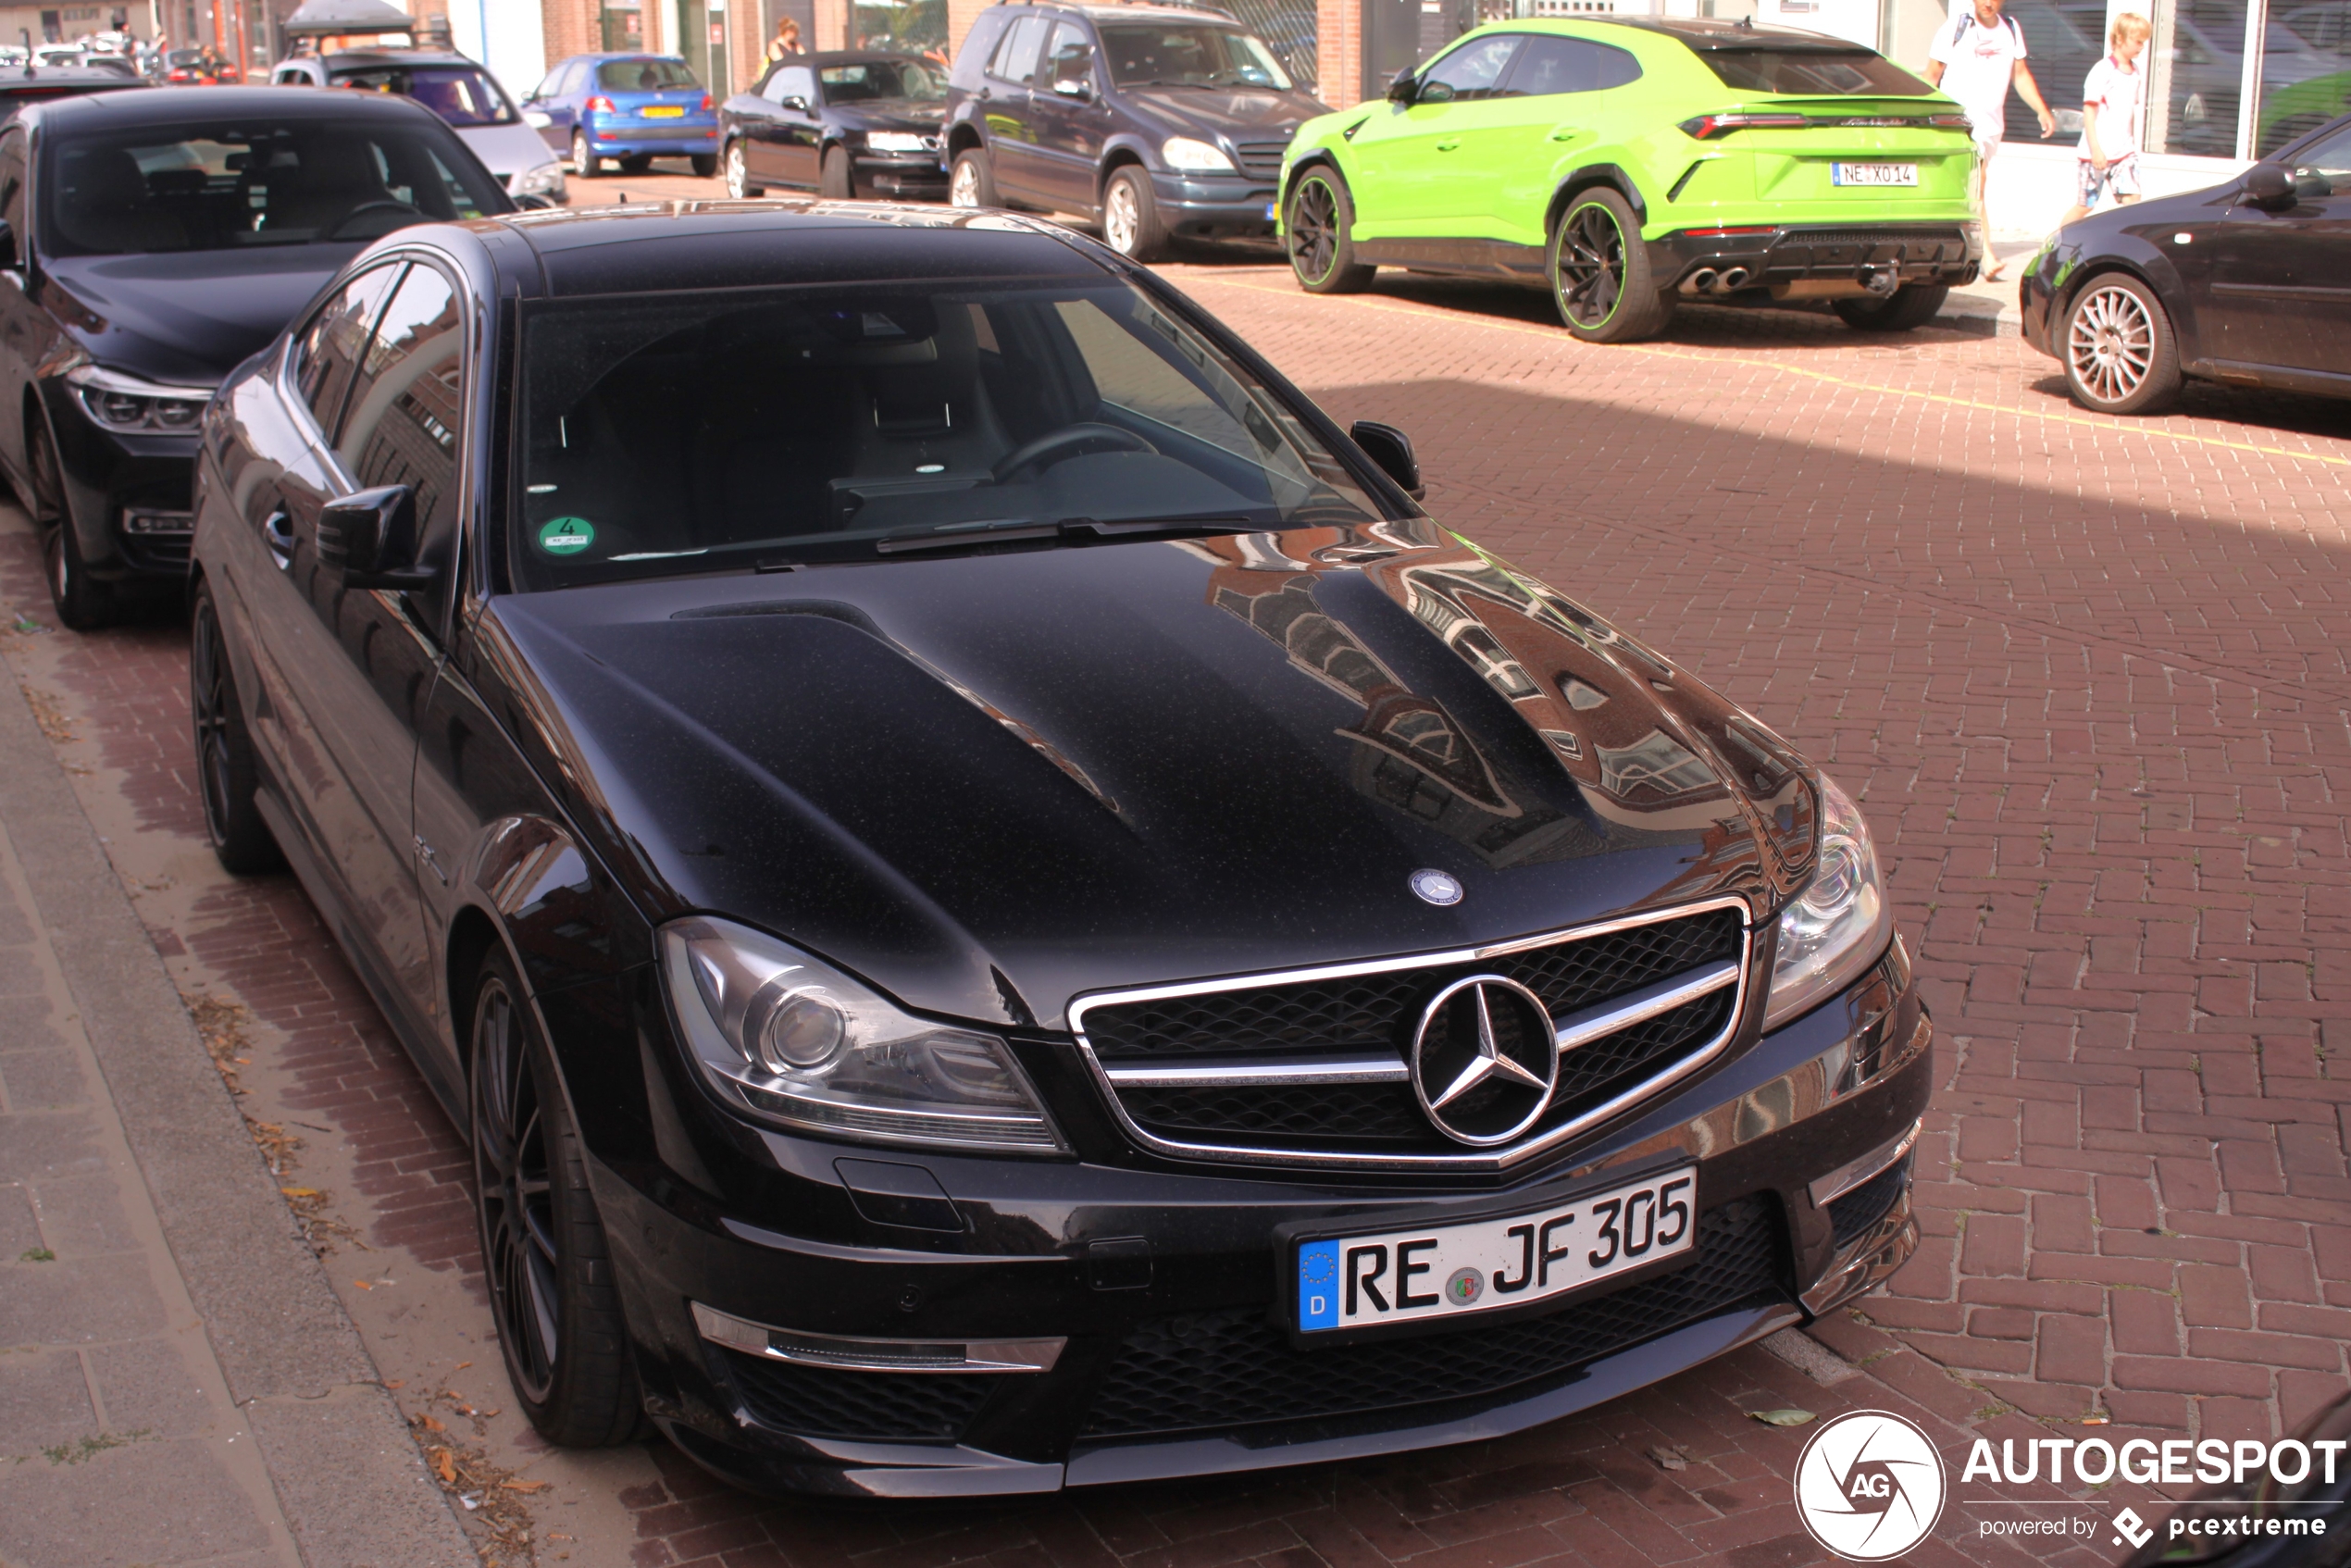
[538,516,595,555]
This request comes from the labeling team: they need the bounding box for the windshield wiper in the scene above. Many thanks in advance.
[873,515,1257,555]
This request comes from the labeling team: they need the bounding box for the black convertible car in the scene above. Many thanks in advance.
[718,53,949,201]
[2023,111,2351,415]
[190,199,1928,1497]
[0,87,510,628]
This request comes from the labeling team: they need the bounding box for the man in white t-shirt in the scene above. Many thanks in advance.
[1925,0,2057,279]
[2061,12,2152,224]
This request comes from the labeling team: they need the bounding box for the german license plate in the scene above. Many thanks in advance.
[642,105,686,118]
[1294,1166,1696,1336]
[1833,162,1917,186]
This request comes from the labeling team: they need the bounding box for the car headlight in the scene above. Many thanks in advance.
[1162,136,1236,172]
[659,915,1065,1153]
[1762,771,1894,1032]
[66,364,212,432]
[865,131,928,154]
[511,159,566,198]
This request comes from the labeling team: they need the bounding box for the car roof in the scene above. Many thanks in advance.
[1035,3,1243,24]
[794,51,939,66]
[1583,16,1889,49]
[491,200,1113,298]
[19,83,448,128]
[317,49,484,68]
[0,67,148,86]
[566,52,690,63]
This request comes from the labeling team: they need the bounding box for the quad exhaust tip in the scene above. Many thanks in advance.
[1679,266,1752,297]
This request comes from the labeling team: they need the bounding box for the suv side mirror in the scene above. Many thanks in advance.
[779,93,809,112]
[1350,420,1424,501]
[317,485,437,591]
[1387,68,1417,105]
[1052,76,1091,99]
[2243,163,2296,209]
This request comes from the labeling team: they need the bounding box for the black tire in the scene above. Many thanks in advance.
[1101,165,1168,262]
[949,146,996,209]
[189,581,283,875]
[1549,188,1673,343]
[1286,167,1375,294]
[2060,272,2181,416]
[472,950,642,1448]
[724,141,763,197]
[690,153,717,178]
[1835,282,1949,331]
[31,417,113,631]
[571,129,603,177]
[820,143,858,199]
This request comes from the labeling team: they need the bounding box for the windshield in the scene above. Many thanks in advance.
[331,64,518,126]
[596,56,699,91]
[1687,44,1932,95]
[818,58,945,102]
[511,280,1381,589]
[43,120,505,256]
[1099,24,1292,89]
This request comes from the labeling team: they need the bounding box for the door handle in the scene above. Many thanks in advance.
[977,87,992,100]
[263,509,293,570]
[414,835,448,886]
[1549,127,1584,142]
[1436,137,1462,151]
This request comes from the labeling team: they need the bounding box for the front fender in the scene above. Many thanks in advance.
[2050,232,2203,355]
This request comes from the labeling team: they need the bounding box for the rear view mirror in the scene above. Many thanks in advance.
[1350,420,1424,501]
[2243,163,2295,209]
[317,485,437,591]
[1387,68,1417,105]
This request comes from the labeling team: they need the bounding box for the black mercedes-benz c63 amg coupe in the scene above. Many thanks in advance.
[188,198,1929,1498]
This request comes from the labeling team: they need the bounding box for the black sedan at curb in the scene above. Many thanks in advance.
[719,53,950,202]
[189,197,1927,1498]
[2022,111,2351,416]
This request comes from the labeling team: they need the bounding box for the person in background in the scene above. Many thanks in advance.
[1924,0,2058,280]
[2060,11,2151,226]
[765,16,802,62]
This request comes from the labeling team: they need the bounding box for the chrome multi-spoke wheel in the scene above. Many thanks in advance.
[1549,189,1670,342]
[2059,273,2179,415]
[950,149,989,208]
[475,974,559,1404]
[1102,178,1138,254]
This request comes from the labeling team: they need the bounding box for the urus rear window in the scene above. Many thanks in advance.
[1686,45,1933,96]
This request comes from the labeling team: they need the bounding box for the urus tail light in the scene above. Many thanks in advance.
[586,94,616,116]
[1927,113,1972,128]
[1678,113,1810,139]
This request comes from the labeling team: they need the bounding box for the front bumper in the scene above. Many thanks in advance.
[1651,222,1982,299]
[858,154,948,200]
[44,383,200,580]
[1150,171,1281,241]
[592,940,1930,1498]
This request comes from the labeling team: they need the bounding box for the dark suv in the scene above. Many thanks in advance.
[943,0,1326,259]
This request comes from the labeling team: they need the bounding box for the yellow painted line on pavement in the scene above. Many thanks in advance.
[1181,271,2351,474]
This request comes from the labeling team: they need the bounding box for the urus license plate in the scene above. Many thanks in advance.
[642,106,686,118]
[1833,162,1918,186]
[1295,1166,1696,1336]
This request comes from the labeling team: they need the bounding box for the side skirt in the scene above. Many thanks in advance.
[1354,236,1549,281]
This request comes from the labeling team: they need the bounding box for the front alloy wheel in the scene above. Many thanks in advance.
[190,584,281,874]
[1286,170,1375,294]
[724,141,761,198]
[31,417,112,630]
[2061,274,2180,416]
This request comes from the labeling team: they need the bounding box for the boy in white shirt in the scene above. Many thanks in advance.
[1925,0,2059,280]
[2061,12,2152,225]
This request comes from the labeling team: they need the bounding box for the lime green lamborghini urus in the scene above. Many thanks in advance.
[1280,18,1983,342]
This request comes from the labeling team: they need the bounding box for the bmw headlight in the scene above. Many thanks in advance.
[511,159,566,199]
[659,915,1064,1152]
[865,131,928,154]
[1762,772,1894,1031]
[66,364,212,432]
[1162,136,1236,172]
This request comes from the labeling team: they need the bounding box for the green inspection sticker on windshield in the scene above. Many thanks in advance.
[538,516,595,555]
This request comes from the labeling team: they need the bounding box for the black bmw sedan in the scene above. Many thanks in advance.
[2022,112,2351,416]
[190,199,1929,1498]
[718,53,948,202]
[1,87,510,628]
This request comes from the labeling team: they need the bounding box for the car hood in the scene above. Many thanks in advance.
[456,119,559,180]
[833,98,948,132]
[44,248,355,386]
[485,523,1814,1028]
[1117,84,1327,147]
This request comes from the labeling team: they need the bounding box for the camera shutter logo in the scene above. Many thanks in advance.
[1792,1410,1947,1562]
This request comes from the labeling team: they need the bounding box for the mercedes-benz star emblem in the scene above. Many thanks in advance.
[1409,975,1558,1146]
[1409,868,1463,905]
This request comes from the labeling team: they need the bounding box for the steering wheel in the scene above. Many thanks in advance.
[325,200,426,241]
[991,422,1157,484]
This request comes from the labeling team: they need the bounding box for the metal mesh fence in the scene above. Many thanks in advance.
[1176,0,1322,90]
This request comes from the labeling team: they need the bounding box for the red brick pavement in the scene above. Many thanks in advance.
[3,252,2347,1567]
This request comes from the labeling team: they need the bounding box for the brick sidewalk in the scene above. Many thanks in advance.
[1,253,2346,1568]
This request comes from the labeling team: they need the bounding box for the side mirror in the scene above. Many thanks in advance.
[780,93,809,112]
[1350,419,1424,501]
[1387,68,1417,105]
[0,218,18,271]
[317,485,436,591]
[1052,78,1091,99]
[2243,163,2295,209]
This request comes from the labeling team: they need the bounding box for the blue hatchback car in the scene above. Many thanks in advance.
[521,53,719,176]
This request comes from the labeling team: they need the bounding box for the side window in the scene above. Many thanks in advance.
[291,263,403,439]
[336,264,463,554]
[2291,123,2351,188]
[770,65,815,106]
[1500,36,1642,96]
[1418,35,1523,103]
[1043,21,1094,93]
[953,10,1011,87]
[990,13,1051,85]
